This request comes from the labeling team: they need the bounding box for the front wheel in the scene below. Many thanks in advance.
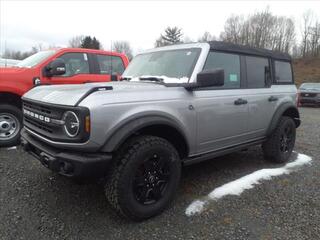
[262,116,296,163]
[0,104,22,147]
[105,135,181,221]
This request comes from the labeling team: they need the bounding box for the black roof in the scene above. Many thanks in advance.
[208,41,291,61]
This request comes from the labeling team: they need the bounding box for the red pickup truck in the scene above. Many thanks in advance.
[0,48,129,147]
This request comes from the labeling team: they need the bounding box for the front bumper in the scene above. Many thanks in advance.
[300,97,320,106]
[21,129,112,178]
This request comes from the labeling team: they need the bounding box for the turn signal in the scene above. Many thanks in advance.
[85,116,90,133]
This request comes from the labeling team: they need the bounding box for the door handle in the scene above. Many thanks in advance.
[268,96,278,102]
[234,98,248,105]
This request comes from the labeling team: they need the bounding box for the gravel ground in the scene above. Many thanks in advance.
[0,107,319,240]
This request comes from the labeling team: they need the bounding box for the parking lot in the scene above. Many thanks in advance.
[0,107,319,240]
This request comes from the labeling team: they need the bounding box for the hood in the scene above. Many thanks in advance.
[22,81,168,106]
[299,88,320,93]
[0,67,33,83]
[0,66,29,74]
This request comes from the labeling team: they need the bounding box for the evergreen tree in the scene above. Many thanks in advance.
[80,36,101,49]
[155,27,183,47]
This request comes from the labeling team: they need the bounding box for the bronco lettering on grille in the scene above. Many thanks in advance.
[23,109,51,123]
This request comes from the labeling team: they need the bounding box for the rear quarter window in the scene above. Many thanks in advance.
[274,60,293,83]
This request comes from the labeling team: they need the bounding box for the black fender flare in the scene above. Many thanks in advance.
[266,102,300,136]
[100,115,190,153]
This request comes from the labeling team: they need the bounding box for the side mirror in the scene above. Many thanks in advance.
[45,58,66,77]
[196,69,224,88]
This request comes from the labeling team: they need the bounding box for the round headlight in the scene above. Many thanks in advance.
[63,111,80,137]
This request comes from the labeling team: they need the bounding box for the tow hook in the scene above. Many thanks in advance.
[39,152,59,171]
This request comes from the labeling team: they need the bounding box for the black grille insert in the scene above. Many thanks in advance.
[24,117,53,133]
[301,93,317,98]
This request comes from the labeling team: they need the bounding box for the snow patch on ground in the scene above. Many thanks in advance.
[6,146,17,150]
[185,153,312,216]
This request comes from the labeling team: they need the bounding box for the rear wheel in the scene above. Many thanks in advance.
[0,104,22,147]
[262,116,296,163]
[105,135,181,221]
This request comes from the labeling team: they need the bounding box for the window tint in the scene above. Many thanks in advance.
[275,61,293,83]
[97,55,125,75]
[203,52,240,88]
[246,56,269,88]
[59,53,89,77]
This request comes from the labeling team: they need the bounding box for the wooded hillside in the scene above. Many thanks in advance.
[293,58,320,86]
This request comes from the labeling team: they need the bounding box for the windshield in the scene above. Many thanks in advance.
[300,83,320,90]
[123,48,201,83]
[16,50,57,68]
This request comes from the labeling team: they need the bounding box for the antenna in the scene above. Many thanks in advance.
[110,40,113,79]
[4,40,7,67]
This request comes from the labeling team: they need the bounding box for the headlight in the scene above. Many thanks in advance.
[63,111,80,137]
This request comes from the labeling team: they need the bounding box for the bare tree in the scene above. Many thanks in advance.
[112,41,133,60]
[198,31,216,42]
[68,35,85,48]
[309,21,320,57]
[220,8,296,54]
[301,10,314,57]
[2,44,44,60]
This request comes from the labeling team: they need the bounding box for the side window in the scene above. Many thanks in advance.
[246,56,269,88]
[96,55,125,75]
[59,53,89,77]
[203,52,241,88]
[274,60,293,83]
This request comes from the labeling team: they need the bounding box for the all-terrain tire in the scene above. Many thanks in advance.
[104,135,181,221]
[0,104,23,147]
[262,116,296,163]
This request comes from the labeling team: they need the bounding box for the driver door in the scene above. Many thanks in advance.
[194,51,249,154]
[42,52,93,84]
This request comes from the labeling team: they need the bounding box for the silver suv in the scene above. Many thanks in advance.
[21,41,300,220]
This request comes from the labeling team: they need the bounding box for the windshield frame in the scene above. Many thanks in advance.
[16,50,57,68]
[122,43,210,84]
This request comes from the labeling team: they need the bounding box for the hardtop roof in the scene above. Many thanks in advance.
[209,41,291,61]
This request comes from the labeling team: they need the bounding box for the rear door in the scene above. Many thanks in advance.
[244,55,278,139]
[88,54,126,82]
[194,51,250,154]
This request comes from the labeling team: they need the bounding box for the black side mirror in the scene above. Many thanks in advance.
[45,58,66,77]
[196,69,224,88]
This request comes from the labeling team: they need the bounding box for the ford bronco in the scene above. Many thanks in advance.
[21,41,300,220]
[0,48,129,147]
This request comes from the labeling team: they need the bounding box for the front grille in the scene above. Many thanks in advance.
[22,99,90,143]
[23,101,52,115]
[301,93,317,98]
[23,100,65,141]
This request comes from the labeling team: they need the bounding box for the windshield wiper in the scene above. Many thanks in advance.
[139,77,164,83]
[120,77,132,81]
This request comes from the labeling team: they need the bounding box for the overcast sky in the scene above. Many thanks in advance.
[0,0,319,55]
